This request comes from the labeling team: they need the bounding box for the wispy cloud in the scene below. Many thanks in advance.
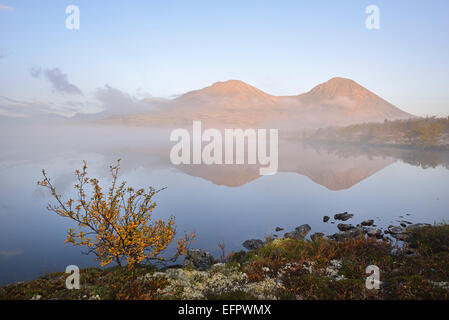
[0,96,59,118]
[95,85,163,115]
[0,95,91,118]
[29,67,83,95]
[0,4,14,11]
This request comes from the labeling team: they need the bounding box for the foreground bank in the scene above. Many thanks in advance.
[1,223,448,300]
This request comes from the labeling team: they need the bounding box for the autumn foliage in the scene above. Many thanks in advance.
[38,160,195,270]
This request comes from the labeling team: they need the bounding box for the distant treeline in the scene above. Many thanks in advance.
[310,117,449,149]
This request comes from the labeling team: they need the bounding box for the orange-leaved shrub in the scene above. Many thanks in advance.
[38,159,195,270]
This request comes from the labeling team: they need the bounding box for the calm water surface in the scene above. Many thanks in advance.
[1,125,449,284]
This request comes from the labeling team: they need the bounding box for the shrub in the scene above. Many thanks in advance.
[37,160,195,270]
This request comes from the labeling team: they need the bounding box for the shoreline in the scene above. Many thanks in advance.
[1,220,448,300]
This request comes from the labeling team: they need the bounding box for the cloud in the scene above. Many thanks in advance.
[29,66,41,78]
[29,67,83,95]
[0,4,14,11]
[95,85,162,115]
[0,95,90,119]
[43,68,83,95]
[0,96,59,118]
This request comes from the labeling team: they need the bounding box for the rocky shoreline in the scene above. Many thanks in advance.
[1,215,448,300]
[240,212,430,257]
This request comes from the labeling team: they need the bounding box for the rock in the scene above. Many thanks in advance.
[365,228,383,239]
[392,233,409,241]
[283,231,297,239]
[334,212,354,221]
[310,232,324,241]
[183,249,214,270]
[323,216,330,223]
[361,219,374,226]
[337,224,355,231]
[387,225,406,234]
[295,224,312,239]
[385,225,409,241]
[30,295,42,300]
[284,224,311,240]
[406,223,431,232]
[400,223,407,228]
[211,263,226,271]
[242,239,264,250]
[329,228,364,241]
[275,227,284,232]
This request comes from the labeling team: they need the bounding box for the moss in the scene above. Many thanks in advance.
[205,290,257,300]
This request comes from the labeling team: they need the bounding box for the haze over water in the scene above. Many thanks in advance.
[1,125,448,285]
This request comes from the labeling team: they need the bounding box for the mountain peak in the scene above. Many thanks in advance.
[210,79,251,88]
[179,79,275,101]
[206,80,265,95]
[306,77,375,100]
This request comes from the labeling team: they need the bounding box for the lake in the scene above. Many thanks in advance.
[1,124,449,285]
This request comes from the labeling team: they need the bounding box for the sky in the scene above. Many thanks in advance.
[0,0,448,117]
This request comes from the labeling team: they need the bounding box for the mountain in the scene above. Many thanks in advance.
[98,78,414,129]
[290,77,413,127]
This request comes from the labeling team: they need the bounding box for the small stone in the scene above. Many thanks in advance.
[387,225,406,234]
[275,227,284,232]
[295,224,312,239]
[242,239,264,250]
[329,228,364,241]
[337,223,355,231]
[361,219,374,226]
[323,216,330,223]
[334,212,354,221]
[365,228,383,239]
[183,249,214,270]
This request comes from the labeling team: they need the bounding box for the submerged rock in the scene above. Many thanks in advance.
[365,228,383,239]
[242,239,264,250]
[337,224,355,231]
[334,212,354,221]
[386,225,409,241]
[183,249,214,270]
[387,225,405,234]
[329,228,364,241]
[361,219,374,226]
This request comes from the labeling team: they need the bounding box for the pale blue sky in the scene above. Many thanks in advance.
[0,0,448,116]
